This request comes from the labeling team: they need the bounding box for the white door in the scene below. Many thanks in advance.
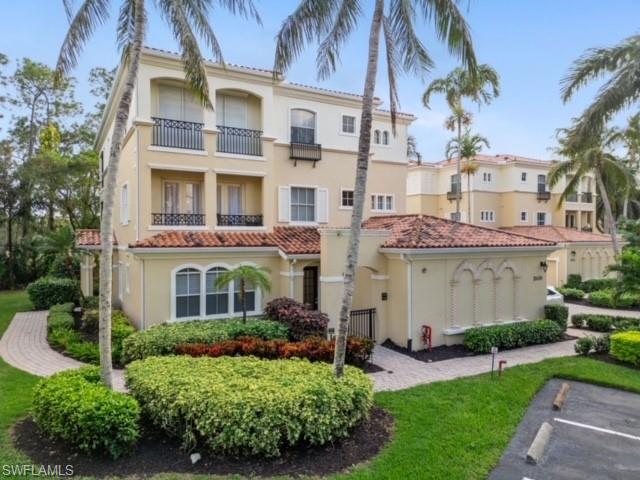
[227,185,242,215]
[164,182,180,213]
[218,95,247,128]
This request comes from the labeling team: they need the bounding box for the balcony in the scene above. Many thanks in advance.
[151,117,204,151]
[290,142,322,166]
[566,193,578,202]
[537,188,551,201]
[581,192,593,203]
[217,214,263,227]
[447,186,462,201]
[217,125,262,156]
[152,213,205,226]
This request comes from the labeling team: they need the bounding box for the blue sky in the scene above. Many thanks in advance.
[1,0,638,161]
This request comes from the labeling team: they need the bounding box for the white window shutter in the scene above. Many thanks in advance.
[278,186,290,222]
[317,188,329,223]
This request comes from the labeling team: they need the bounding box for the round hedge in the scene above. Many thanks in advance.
[610,330,640,366]
[126,356,373,457]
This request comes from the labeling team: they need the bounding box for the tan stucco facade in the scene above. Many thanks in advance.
[546,243,616,287]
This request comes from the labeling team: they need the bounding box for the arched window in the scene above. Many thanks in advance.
[206,267,229,315]
[382,130,389,145]
[374,130,381,144]
[175,268,201,318]
[291,109,316,144]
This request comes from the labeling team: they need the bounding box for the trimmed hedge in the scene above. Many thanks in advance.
[565,274,582,289]
[122,319,289,364]
[544,304,569,332]
[610,330,640,366]
[176,335,374,367]
[579,278,617,293]
[126,356,373,457]
[574,334,610,355]
[558,287,585,301]
[82,296,99,309]
[264,297,329,341]
[27,277,78,310]
[570,313,640,331]
[588,289,640,309]
[463,320,563,353]
[32,367,140,458]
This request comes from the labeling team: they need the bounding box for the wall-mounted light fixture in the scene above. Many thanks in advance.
[540,261,548,273]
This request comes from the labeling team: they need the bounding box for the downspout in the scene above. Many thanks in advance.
[289,258,297,298]
[140,258,145,330]
[401,253,413,351]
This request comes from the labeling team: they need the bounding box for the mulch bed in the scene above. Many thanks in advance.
[589,352,640,371]
[13,407,393,479]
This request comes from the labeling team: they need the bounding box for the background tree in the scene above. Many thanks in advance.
[215,265,271,323]
[407,134,422,164]
[446,131,489,222]
[57,0,260,389]
[275,0,477,377]
[423,64,499,219]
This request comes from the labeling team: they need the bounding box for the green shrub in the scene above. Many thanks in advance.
[610,330,640,366]
[82,295,99,309]
[594,334,611,354]
[571,314,588,328]
[588,290,614,308]
[574,336,593,355]
[66,341,99,363]
[49,302,75,314]
[586,289,638,309]
[586,315,613,332]
[32,367,140,458]
[48,255,80,279]
[27,277,78,310]
[463,320,563,353]
[614,317,640,331]
[544,304,569,332]
[565,274,582,289]
[111,311,136,364]
[122,319,289,364]
[558,287,585,301]
[580,278,617,293]
[81,309,99,332]
[47,312,75,333]
[126,356,373,457]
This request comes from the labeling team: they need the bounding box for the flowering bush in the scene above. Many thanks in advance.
[264,297,329,341]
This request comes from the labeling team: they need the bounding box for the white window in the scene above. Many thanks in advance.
[450,212,461,222]
[371,194,394,212]
[163,181,203,215]
[341,189,354,208]
[205,267,229,316]
[120,183,129,225]
[537,212,548,225]
[185,183,202,214]
[374,130,381,144]
[537,174,547,192]
[382,131,390,145]
[480,210,495,222]
[520,211,528,222]
[175,268,201,319]
[483,172,492,183]
[521,172,527,182]
[216,94,247,128]
[291,187,316,222]
[291,109,316,144]
[341,115,356,134]
[234,278,256,313]
[157,84,202,122]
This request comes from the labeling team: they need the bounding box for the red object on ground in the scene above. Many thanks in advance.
[498,360,507,376]
[421,325,432,352]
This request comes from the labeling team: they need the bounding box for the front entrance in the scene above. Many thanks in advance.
[303,266,319,310]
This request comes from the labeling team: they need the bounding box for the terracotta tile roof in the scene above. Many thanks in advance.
[501,226,614,244]
[76,229,117,248]
[128,227,320,255]
[361,215,556,249]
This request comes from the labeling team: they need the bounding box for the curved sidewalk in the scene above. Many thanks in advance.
[0,311,126,391]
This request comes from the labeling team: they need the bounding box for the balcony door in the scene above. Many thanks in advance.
[217,184,243,215]
[158,84,201,123]
[217,95,247,129]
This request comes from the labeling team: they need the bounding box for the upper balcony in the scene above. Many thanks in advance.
[536,185,551,201]
[289,109,322,166]
[215,90,263,157]
[447,184,462,201]
[150,169,206,227]
[216,174,264,228]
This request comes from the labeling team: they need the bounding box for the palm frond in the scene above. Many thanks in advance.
[63,0,76,22]
[316,0,362,80]
[181,0,225,64]
[215,0,262,25]
[382,15,400,134]
[116,0,137,53]
[274,0,337,76]
[56,0,111,81]
[547,158,580,188]
[388,0,433,76]
[422,77,452,108]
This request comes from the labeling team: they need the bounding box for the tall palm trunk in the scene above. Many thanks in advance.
[456,118,462,219]
[334,0,384,378]
[466,165,472,223]
[594,166,620,255]
[98,0,145,388]
[240,278,247,323]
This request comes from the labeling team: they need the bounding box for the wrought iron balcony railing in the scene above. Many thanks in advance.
[152,213,205,226]
[151,117,204,150]
[581,192,593,203]
[566,193,578,202]
[537,189,551,201]
[290,142,322,166]
[447,186,462,201]
[217,214,263,227]
[216,125,262,156]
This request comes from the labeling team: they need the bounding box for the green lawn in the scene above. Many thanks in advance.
[1,292,639,479]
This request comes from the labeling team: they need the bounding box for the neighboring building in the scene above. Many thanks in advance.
[406,154,597,230]
[501,226,616,287]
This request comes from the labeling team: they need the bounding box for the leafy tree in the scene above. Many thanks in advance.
[0,140,20,289]
[57,0,261,389]
[407,134,422,164]
[35,224,78,278]
[607,248,640,295]
[215,265,272,323]
[275,0,477,377]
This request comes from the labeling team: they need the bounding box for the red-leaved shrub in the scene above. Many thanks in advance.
[175,335,373,366]
[263,297,329,341]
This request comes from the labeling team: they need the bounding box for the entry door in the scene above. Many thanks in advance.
[303,266,319,310]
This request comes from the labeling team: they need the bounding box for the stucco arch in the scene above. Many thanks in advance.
[477,260,498,277]
[452,260,479,282]
[497,260,519,279]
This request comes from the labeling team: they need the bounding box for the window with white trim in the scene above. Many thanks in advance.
[120,184,129,225]
[520,211,528,222]
[341,189,354,208]
[371,194,394,212]
[175,268,201,318]
[521,172,527,182]
[482,172,492,183]
[537,212,547,226]
[382,130,390,145]
[450,212,461,221]
[291,109,316,144]
[341,115,356,134]
[480,210,495,222]
[291,187,316,222]
[374,130,381,144]
[234,278,256,313]
[205,267,229,315]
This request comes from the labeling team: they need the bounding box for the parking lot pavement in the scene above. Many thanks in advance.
[490,379,640,480]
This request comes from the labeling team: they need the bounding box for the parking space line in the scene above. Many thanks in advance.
[554,418,640,442]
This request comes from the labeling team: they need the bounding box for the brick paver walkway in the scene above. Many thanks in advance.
[0,311,126,391]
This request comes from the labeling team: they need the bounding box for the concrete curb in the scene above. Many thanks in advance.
[526,422,553,465]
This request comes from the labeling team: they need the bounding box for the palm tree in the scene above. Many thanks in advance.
[57,0,260,388]
[445,132,489,223]
[423,64,499,219]
[215,265,271,323]
[275,0,477,377]
[561,34,640,143]
[35,224,77,278]
[407,134,422,164]
[549,127,632,255]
